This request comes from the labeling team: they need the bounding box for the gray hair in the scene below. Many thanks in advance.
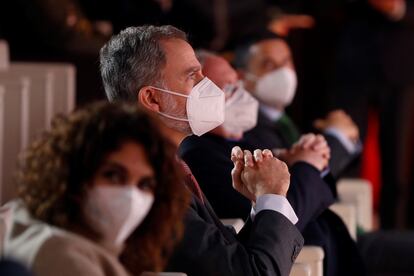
[100,25,187,102]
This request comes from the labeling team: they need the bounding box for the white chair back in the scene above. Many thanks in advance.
[337,178,373,232]
[290,263,312,276]
[0,77,30,203]
[330,203,357,240]
[9,63,76,116]
[295,246,324,276]
[0,62,76,204]
[0,41,9,70]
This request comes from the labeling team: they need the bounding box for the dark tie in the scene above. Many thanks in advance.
[277,114,301,146]
[180,161,205,204]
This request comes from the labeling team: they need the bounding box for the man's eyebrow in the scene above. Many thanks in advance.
[184,65,202,75]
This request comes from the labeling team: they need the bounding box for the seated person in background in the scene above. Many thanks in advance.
[100,25,304,276]
[181,50,365,276]
[183,50,334,224]
[0,102,190,276]
[235,37,361,178]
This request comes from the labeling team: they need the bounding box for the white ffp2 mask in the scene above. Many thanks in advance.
[249,67,297,108]
[222,82,259,136]
[84,186,154,246]
[152,77,225,136]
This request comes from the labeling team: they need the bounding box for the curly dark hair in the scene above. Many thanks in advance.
[17,101,190,274]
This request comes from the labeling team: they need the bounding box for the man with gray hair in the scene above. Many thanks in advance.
[100,25,303,276]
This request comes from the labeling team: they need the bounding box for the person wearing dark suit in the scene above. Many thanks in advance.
[100,25,304,276]
[246,108,360,178]
[182,51,364,276]
[332,0,414,230]
[196,47,414,276]
[179,134,366,276]
[236,37,362,179]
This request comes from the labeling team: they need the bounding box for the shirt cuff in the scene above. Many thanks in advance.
[321,167,330,178]
[250,194,298,225]
[324,127,362,154]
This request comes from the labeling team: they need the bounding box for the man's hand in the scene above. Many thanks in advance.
[314,110,360,142]
[275,133,330,171]
[231,147,290,201]
[231,146,256,201]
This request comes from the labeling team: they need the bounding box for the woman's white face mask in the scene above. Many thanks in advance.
[84,186,154,246]
[247,67,297,108]
[151,77,225,136]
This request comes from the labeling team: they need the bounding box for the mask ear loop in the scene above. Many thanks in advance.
[158,111,189,122]
[149,86,190,98]
[149,86,190,122]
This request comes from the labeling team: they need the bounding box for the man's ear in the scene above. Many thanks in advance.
[138,86,161,112]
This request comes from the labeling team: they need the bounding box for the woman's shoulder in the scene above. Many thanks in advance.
[33,231,130,276]
[0,200,129,276]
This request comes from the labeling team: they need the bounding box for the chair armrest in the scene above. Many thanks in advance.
[337,178,373,232]
[329,203,357,240]
[295,246,324,276]
[290,263,311,276]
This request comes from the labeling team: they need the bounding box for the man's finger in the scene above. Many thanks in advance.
[301,134,316,149]
[254,149,263,163]
[244,150,254,168]
[231,146,243,159]
[263,149,274,159]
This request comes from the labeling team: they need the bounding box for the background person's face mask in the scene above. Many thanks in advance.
[151,77,225,136]
[84,186,154,246]
[222,82,259,136]
[248,67,297,108]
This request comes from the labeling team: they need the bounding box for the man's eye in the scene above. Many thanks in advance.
[189,73,197,80]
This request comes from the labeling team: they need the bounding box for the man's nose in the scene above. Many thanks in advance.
[195,71,204,83]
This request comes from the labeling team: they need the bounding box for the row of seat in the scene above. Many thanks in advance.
[0,40,76,204]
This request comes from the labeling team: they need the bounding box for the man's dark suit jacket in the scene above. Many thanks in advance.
[244,110,357,178]
[179,133,365,276]
[166,182,304,276]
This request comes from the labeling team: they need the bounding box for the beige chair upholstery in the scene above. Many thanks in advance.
[0,70,54,143]
[0,85,4,207]
[9,63,76,116]
[0,62,76,204]
[0,77,30,204]
[295,246,324,276]
[290,263,312,276]
[329,203,357,240]
[0,41,9,70]
[337,178,373,232]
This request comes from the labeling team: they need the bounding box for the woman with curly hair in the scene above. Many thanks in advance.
[0,101,190,275]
